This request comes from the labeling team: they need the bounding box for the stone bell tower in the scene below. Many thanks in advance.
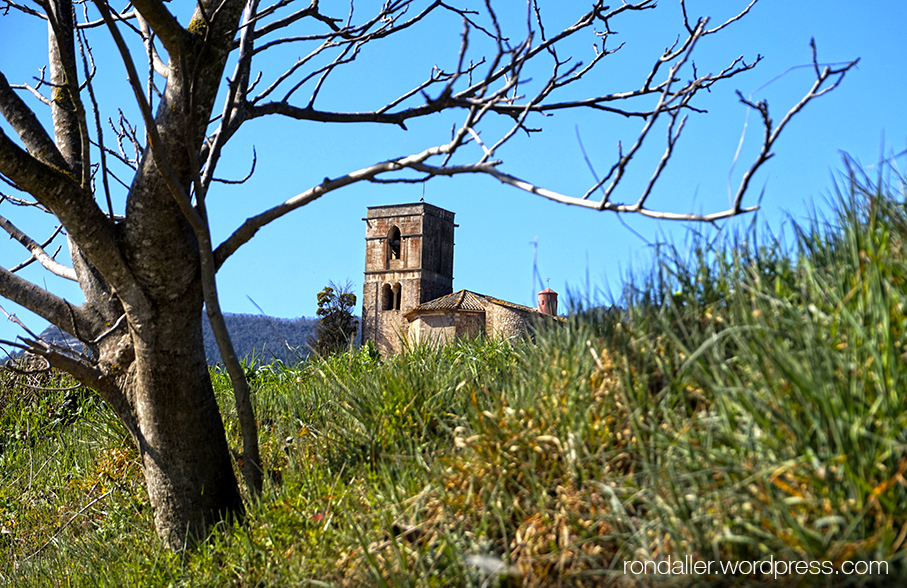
[361,203,456,355]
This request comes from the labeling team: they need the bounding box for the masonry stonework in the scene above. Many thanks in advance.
[361,203,456,355]
[409,310,486,347]
[486,303,532,340]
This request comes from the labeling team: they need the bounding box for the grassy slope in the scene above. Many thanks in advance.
[2,161,906,586]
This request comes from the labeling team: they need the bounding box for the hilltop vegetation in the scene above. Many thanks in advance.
[2,160,906,586]
[200,313,320,366]
[29,313,320,366]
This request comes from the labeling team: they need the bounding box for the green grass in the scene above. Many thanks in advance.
[2,158,907,586]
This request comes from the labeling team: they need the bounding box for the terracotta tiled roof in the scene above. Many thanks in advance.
[404,289,485,316]
[404,289,542,318]
[474,293,541,314]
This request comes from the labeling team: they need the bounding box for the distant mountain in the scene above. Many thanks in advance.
[23,313,321,367]
[200,313,319,366]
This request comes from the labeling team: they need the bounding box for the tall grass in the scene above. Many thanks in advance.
[589,156,907,583]
[2,157,906,586]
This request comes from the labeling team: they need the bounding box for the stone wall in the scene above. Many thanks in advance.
[409,313,457,347]
[455,312,485,339]
[486,303,535,340]
[409,311,486,348]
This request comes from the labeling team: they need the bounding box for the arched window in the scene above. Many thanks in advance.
[387,226,401,262]
[381,284,394,310]
[392,283,402,311]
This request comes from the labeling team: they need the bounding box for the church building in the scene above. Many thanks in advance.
[361,203,559,355]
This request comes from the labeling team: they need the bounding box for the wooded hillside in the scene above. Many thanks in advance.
[27,313,321,367]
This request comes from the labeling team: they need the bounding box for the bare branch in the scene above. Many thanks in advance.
[2,333,112,396]
[731,44,859,212]
[0,71,69,170]
[250,38,336,105]
[129,0,184,57]
[635,113,688,209]
[0,192,50,213]
[249,1,465,116]
[7,223,65,272]
[9,244,66,274]
[702,0,759,35]
[45,0,92,190]
[591,18,708,206]
[136,11,170,78]
[199,0,260,191]
[480,164,760,221]
[0,213,77,280]
[107,109,143,168]
[245,0,732,136]
[9,81,53,106]
[214,142,459,267]
[247,0,341,43]
[0,267,95,339]
[71,5,137,29]
[213,147,256,185]
[76,25,115,217]
[1,0,46,18]
[202,0,857,257]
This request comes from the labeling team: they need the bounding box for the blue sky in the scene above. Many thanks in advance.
[1,1,905,347]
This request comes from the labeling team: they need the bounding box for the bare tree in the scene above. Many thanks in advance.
[0,0,855,550]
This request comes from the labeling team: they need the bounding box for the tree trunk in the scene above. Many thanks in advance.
[115,290,244,550]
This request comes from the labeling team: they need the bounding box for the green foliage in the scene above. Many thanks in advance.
[4,158,907,586]
[314,281,359,355]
